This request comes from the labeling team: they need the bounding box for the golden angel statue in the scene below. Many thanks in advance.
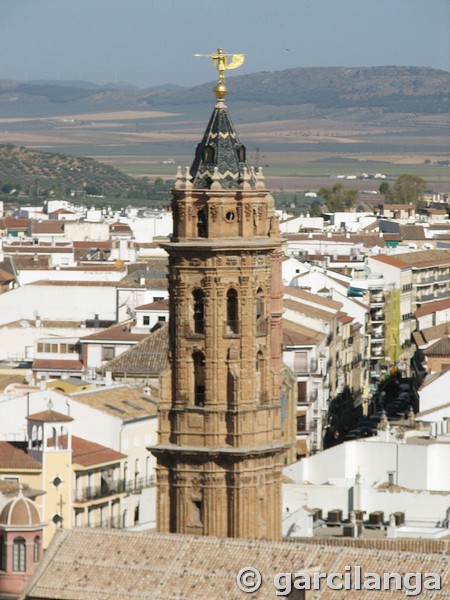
[195,48,245,82]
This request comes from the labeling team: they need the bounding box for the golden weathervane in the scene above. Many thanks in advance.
[195,47,245,100]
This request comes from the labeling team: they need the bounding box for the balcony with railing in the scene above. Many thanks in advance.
[370,291,385,305]
[74,476,155,503]
[293,358,319,376]
[75,479,127,503]
[436,271,450,282]
[370,346,384,359]
[370,310,385,323]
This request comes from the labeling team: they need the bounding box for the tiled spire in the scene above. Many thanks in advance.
[189,101,256,190]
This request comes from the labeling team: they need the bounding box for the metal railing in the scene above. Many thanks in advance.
[75,476,155,502]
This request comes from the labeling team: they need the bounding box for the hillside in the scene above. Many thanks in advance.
[0,144,162,202]
[0,66,448,120]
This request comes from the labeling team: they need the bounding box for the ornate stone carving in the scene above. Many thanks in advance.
[210,203,220,222]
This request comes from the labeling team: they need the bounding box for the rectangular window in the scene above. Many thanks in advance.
[60,343,68,353]
[157,316,166,322]
[37,343,44,353]
[153,296,164,302]
[297,381,307,403]
[296,415,307,433]
[51,344,58,353]
[102,346,115,361]
[293,351,308,374]
[143,316,150,325]
[44,343,51,353]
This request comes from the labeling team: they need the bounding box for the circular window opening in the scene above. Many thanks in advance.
[225,211,235,222]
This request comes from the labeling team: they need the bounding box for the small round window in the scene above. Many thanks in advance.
[225,211,235,222]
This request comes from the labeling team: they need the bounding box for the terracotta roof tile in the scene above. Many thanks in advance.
[0,442,42,470]
[283,298,334,321]
[32,359,84,371]
[99,323,169,377]
[372,249,450,270]
[415,297,450,318]
[27,409,73,423]
[283,286,342,310]
[81,321,148,343]
[135,299,169,311]
[70,435,126,467]
[0,268,15,283]
[29,221,65,234]
[282,320,326,346]
[69,385,158,420]
[20,529,450,600]
[423,336,450,357]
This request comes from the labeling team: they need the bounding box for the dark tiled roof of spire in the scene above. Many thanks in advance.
[190,105,255,189]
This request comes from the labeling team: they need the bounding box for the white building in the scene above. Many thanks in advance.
[283,424,450,528]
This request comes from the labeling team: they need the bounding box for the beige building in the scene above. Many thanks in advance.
[0,408,127,548]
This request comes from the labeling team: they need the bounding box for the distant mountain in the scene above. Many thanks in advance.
[0,144,155,200]
[0,66,447,119]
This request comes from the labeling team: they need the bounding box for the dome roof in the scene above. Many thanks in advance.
[0,494,41,527]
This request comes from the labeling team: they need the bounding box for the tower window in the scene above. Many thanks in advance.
[193,499,203,524]
[236,144,246,162]
[256,288,266,336]
[226,289,239,335]
[13,537,26,572]
[197,209,208,238]
[192,289,205,334]
[204,145,215,163]
[193,351,206,407]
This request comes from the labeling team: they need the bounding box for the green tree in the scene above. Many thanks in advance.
[318,183,357,212]
[379,181,390,196]
[391,174,426,205]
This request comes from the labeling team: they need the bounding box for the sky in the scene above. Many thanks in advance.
[0,0,449,88]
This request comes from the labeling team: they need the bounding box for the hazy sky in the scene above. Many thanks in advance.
[1,0,449,88]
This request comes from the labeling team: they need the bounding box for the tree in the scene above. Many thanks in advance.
[391,174,426,205]
[379,181,390,196]
[318,183,357,212]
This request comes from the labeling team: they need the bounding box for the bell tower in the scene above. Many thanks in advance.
[152,50,294,541]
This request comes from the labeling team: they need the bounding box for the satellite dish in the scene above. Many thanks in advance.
[20,320,30,328]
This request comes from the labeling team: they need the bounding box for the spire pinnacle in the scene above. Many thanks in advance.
[194,47,245,101]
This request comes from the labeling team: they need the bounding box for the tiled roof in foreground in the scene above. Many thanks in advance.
[20,528,450,599]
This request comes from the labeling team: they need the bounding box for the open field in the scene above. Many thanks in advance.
[0,106,448,192]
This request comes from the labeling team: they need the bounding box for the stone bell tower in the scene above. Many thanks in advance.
[152,50,294,541]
